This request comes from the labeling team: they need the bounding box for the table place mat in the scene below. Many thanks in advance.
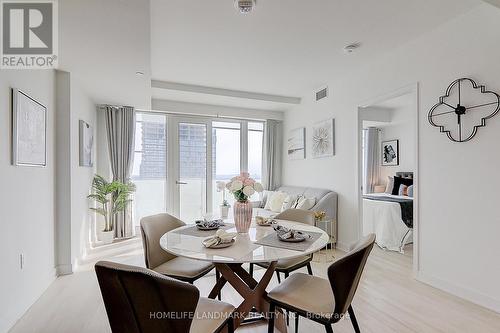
[173,223,235,237]
[254,231,324,252]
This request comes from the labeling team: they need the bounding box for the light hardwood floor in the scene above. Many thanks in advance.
[9,245,500,333]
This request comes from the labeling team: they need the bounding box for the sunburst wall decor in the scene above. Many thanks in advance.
[312,119,335,158]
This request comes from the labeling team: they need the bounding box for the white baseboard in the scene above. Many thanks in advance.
[56,264,73,276]
[416,271,500,314]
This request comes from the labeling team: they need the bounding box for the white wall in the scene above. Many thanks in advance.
[0,70,56,332]
[379,104,416,184]
[55,71,97,274]
[283,4,500,312]
[70,79,97,267]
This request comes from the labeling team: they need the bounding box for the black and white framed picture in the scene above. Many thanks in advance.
[12,89,47,167]
[312,118,335,158]
[382,139,399,166]
[79,120,94,167]
[288,127,305,160]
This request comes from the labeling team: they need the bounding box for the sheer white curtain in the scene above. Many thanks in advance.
[363,127,380,194]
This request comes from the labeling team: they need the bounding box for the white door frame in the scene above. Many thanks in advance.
[356,82,420,276]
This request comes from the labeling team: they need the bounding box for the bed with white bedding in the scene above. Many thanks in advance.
[363,193,413,253]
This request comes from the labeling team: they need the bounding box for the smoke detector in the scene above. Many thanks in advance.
[235,0,256,14]
[343,43,361,54]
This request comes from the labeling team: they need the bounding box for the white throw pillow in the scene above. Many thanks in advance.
[281,195,297,212]
[295,197,316,210]
[267,192,288,213]
[263,191,275,209]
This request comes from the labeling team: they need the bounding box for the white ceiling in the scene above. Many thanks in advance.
[151,0,479,109]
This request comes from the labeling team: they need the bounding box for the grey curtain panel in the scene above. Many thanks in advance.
[104,105,136,238]
[262,119,283,190]
[362,127,380,194]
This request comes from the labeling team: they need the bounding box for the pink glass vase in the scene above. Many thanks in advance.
[234,200,253,233]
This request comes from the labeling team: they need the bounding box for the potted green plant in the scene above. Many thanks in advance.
[216,181,231,219]
[88,175,136,244]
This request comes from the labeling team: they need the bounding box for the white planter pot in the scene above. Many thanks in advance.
[99,230,114,245]
[220,205,230,219]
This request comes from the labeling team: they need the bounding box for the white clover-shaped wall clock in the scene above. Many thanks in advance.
[428,78,500,142]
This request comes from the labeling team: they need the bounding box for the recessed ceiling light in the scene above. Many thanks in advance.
[136,71,144,76]
[343,43,361,54]
[235,0,256,14]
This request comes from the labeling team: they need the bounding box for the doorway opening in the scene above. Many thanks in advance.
[357,84,419,274]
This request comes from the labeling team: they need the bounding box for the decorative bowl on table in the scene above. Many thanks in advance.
[273,224,311,243]
[195,219,224,230]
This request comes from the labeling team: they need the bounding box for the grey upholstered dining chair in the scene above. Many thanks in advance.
[249,209,316,282]
[267,233,375,333]
[140,214,219,289]
[95,261,234,333]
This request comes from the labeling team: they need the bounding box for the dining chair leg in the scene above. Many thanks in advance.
[306,262,313,275]
[324,324,334,333]
[283,271,290,326]
[249,263,254,277]
[268,302,276,333]
[294,312,299,333]
[215,269,221,301]
[348,305,361,333]
[226,315,234,333]
[276,271,281,283]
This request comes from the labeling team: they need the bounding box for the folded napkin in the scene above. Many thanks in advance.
[273,224,311,240]
[202,229,237,248]
[195,218,224,228]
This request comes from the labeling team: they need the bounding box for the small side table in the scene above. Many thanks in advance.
[313,218,336,262]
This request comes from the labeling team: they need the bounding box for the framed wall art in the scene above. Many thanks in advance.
[12,88,47,167]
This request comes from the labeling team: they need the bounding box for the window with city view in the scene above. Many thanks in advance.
[132,113,264,223]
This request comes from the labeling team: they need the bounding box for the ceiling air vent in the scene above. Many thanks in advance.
[316,86,328,101]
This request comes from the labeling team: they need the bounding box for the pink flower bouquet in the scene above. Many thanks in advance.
[226,172,264,202]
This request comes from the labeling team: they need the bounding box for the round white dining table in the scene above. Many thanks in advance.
[160,219,329,332]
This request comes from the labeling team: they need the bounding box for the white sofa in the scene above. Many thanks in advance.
[253,185,338,245]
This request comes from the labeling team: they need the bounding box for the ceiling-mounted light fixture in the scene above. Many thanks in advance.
[343,42,361,54]
[235,0,256,14]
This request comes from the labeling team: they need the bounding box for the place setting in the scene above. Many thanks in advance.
[202,229,238,249]
[255,216,276,227]
[254,223,324,251]
[173,218,234,237]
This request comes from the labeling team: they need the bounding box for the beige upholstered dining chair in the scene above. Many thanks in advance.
[95,261,234,333]
[250,209,316,282]
[267,234,376,333]
[140,213,217,286]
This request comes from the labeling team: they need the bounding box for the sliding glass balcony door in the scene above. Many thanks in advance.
[172,119,210,222]
[133,113,264,225]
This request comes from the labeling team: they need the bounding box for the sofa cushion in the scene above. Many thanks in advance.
[277,186,306,197]
[265,191,288,213]
[295,197,316,210]
[303,188,330,200]
[281,194,297,212]
[263,191,276,209]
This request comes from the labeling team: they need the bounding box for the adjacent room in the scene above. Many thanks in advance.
[2,1,500,333]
